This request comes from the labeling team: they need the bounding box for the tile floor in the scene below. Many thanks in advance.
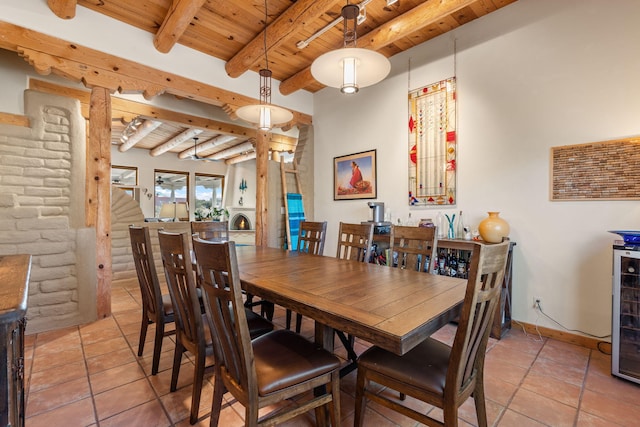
[23,279,640,427]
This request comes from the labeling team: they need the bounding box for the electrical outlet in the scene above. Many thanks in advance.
[533,296,542,309]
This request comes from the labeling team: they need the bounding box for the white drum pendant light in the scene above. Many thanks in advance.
[236,0,293,130]
[311,3,390,94]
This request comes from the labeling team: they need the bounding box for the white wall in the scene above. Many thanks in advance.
[313,0,640,337]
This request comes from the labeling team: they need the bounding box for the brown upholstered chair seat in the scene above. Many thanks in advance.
[252,329,341,396]
[358,337,450,394]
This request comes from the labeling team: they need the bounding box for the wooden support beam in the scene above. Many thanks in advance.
[88,87,112,319]
[154,0,206,53]
[47,0,77,19]
[225,0,341,78]
[255,130,269,247]
[0,112,30,127]
[0,21,312,126]
[280,0,476,95]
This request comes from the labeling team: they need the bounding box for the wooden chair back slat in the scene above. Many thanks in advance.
[337,222,374,263]
[297,221,327,255]
[388,225,436,272]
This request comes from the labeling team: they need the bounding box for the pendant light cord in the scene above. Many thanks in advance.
[263,0,268,71]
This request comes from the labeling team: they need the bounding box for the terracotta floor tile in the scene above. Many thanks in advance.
[576,410,626,427]
[23,289,639,427]
[520,370,582,407]
[580,388,640,426]
[584,368,640,406]
[484,355,529,385]
[31,347,84,372]
[538,340,590,370]
[99,399,172,427]
[90,360,147,394]
[529,353,587,386]
[508,388,577,426]
[588,350,612,378]
[86,346,137,375]
[26,376,91,417]
[484,374,519,406]
[159,379,215,423]
[112,308,144,326]
[83,335,130,359]
[495,329,546,356]
[487,344,538,369]
[28,360,87,393]
[94,378,157,420]
[25,397,96,427]
[497,408,547,426]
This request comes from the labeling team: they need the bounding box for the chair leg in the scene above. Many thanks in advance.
[151,320,164,375]
[330,372,341,427]
[261,301,274,321]
[473,379,488,427]
[442,400,459,427]
[209,368,224,427]
[295,313,303,334]
[190,350,206,424]
[138,313,149,356]
[245,403,259,427]
[285,308,293,330]
[170,341,184,392]
[354,365,368,427]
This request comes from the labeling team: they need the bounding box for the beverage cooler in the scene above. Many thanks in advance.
[612,243,640,384]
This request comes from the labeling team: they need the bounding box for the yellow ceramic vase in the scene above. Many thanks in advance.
[478,212,510,243]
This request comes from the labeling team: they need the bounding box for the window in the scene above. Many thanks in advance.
[154,170,189,219]
[111,165,138,186]
[194,173,225,220]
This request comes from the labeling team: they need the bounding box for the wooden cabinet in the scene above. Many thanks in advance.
[436,239,515,339]
[0,255,31,427]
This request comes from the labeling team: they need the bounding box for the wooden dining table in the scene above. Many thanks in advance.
[234,245,467,358]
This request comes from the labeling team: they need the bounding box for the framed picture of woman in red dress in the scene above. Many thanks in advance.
[333,149,377,200]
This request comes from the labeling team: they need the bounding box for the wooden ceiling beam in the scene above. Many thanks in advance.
[0,21,311,126]
[28,78,255,139]
[280,0,477,95]
[225,0,342,78]
[47,0,77,19]
[154,0,207,53]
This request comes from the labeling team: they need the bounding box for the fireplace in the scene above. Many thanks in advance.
[227,206,255,231]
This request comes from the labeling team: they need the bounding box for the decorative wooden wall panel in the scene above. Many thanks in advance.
[550,137,640,200]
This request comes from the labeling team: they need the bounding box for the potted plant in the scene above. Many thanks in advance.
[211,207,229,221]
[194,207,211,221]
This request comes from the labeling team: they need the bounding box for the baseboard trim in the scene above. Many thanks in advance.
[514,321,611,353]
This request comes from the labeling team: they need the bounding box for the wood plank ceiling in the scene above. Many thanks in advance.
[45,0,517,163]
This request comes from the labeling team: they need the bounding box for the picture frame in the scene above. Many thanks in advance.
[334,149,377,200]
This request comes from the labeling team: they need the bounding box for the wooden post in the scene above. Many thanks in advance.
[88,87,112,318]
[255,130,269,247]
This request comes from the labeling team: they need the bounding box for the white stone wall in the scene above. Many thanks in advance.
[0,90,96,333]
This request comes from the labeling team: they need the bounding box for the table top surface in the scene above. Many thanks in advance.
[234,245,466,355]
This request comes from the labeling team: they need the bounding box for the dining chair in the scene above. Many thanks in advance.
[128,225,175,376]
[388,225,436,272]
[285,220,327,333]
[191,220,229,242]
[158,231,273,424]
[192,238,341,427]
[334,221,374,369]
[354,240,511,427]
[192,220,272,321]
[336,221,374,262]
